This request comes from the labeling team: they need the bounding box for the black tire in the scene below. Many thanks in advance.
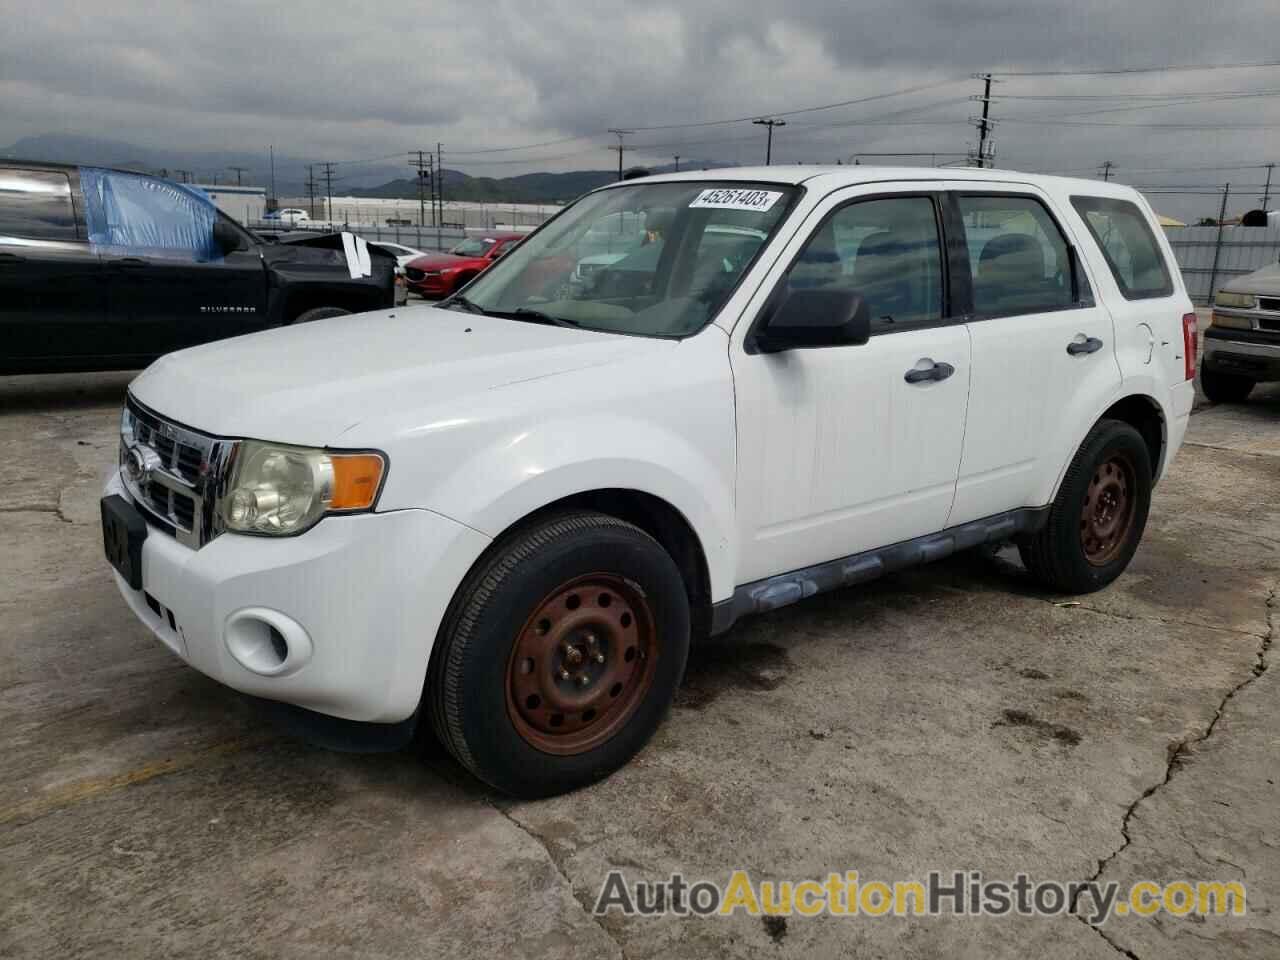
[292,306,351,324]
[429,511,690,798]
[1199,363,1254,404]
[1017,419,1152,595]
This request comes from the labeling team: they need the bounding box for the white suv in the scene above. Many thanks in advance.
[102,168,1197,797]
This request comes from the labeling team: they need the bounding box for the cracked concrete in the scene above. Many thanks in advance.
[1,371,1278,959]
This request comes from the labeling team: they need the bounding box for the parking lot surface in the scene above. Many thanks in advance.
[2,369,1277,959]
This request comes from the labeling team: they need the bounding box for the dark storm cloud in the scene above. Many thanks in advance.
[0,0,1276,217]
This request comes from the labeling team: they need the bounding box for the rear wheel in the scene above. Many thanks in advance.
[429,512,690,798]
[1199,363,1255,403]
[1018,419,1152,594]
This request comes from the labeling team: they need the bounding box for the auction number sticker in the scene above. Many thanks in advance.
[689,188,784,212]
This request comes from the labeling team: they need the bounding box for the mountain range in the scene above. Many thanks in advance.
[0,134,713,204]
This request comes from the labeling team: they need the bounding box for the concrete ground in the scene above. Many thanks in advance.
[1,369,1277,960]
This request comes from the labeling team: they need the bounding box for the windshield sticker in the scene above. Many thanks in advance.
[689,188,784,212]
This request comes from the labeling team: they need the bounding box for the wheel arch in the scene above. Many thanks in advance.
[1046,388,1169,506]
[1100,393,1165,481]
[448,488,715,643]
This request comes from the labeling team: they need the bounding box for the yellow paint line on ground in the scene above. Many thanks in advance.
[0,735,273,827]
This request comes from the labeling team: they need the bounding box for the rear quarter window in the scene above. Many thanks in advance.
[0,169,78,241]
[1070,196,1173,300]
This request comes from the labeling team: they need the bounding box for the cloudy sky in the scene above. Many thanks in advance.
[3,0,1279,218]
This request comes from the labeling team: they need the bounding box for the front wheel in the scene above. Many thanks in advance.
[1200,363,1255,403]
[429,512,690,798]
[1018,419,1152,594]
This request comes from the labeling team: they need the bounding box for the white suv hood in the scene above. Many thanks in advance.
[128,305,673,446]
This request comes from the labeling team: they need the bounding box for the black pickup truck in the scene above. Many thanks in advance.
[0,162,395,374]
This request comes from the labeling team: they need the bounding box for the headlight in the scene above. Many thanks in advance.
[222,440,386,536]
[1214,291,1256,309]
[1210,311,1253,330]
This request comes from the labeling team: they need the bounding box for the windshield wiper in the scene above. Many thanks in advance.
[443,294,486,314]
[510,308,581,328]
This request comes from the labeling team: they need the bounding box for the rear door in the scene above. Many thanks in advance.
[942,184,1121,524]
[0,166,108,369]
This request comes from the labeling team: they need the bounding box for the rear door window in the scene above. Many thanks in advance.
[956,195,1075,317]
[0,169,79,241]
[1070,196,1173,300]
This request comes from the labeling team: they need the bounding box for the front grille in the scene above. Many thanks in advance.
[121,396,234,550]
[1259,316,1280,333]
[1259,296,1280,313]
[405,266,425,281]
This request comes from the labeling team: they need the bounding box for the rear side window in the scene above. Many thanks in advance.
[0,169,78,241]
[1070,196,1173,300]
[789,195,943,332]
[957,195,1075,317]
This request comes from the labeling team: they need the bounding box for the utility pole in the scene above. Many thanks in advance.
[1207,183,1231,304]
[607,129,633,181]
[305,164,318,219]
[673,155,680,172]
[1099,161,1114,182]
[175,169,192,184]
[319,161,337,223]
[269,145,276,208]
[752,118,786,166]
[969,73,997,168]
[435,143,444,249]
[1262,162,1275,210]
[410,151,431,228]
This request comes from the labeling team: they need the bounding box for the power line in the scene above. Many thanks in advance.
[620,77,963,131]
[991,59,1280,77]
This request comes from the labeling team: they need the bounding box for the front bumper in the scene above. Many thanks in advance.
[1203,327,1280,381]
[405,274,451,298]
[104,471,490,724]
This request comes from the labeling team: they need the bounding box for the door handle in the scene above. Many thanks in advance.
[904,360,955,384]
[110,257,149,270]
[1066,336,1104,356]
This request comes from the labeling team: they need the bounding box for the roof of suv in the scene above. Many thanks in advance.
[599,165,1142,199]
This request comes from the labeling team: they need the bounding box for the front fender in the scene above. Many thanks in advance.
[417,412,737,602]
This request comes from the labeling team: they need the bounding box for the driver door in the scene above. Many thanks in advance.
[730,185,972,584]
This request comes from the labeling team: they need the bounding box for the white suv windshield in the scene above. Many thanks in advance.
[453,181,798,337]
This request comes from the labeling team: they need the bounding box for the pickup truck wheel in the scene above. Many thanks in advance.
[429,512,690,798]
[1199,364,1254,403]
[292,306,350,324]
[1017,419,1152,594]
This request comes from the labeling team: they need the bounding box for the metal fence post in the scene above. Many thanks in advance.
[1207,183,1230,305]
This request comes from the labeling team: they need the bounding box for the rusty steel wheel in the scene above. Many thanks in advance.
[507,574,658,755]
[429,511,690,797]
[1019,419,1152,595]
[1080,452,1138,566]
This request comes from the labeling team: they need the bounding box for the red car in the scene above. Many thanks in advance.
[403,233,524,299]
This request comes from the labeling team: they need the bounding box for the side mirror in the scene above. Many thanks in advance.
[754,288,871,353]
[212,219,245,255]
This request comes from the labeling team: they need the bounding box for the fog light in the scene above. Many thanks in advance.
[224,608,312,676]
